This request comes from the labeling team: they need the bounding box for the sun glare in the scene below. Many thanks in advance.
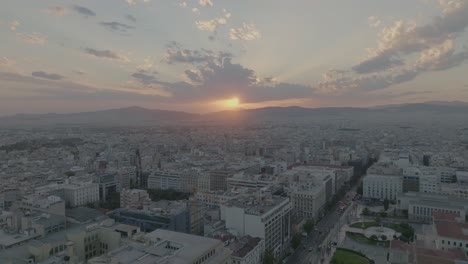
[227,98,240,107]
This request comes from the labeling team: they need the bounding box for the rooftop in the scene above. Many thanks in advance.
[391,240,467,264]
[227,236,262,258]
[433,212,468,241]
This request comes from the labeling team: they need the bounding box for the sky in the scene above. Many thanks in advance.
[1,0,468,115]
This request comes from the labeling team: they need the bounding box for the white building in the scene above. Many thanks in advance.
[148,170,182,191]
[91,229,232,264]
[221,194,291,257]
[397,192,468,223]
[363,174,402,200]
[288,182,326,220]
[363,162,403,200]
[62,182,100,208]
[227,173,276,191]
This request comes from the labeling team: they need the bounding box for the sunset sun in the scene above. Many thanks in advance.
[227,98,240,107]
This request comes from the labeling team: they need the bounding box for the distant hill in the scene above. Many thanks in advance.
[1,102,467,127]
[0,106,199,127]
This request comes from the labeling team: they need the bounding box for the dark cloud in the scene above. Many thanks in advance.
[99,21,134,34]
[131,72,163,85]
[353,54,404,74]
[184,69,203,83]
[126,14,136,23]
[31,71,63,81]
[72,5,96,17]
[83,48,127,61]
[131,45,314,103]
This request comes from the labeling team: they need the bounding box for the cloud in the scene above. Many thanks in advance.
[9,21,20,31]
[317,68,419,93]
[126,14,136,23]
[368,16,381,28]
[32,71,64,81]
[72,5,96,17]
[16,32,47,45]
[131,72,160,85]
[126,0,151,6]
[147,44,314,103]
[192,8,200,15]
[47,7,68,16]
[195,11,230,32]
[320,1,468,94]
[353,54,404,74]
[100,21,134,34]
[74,70,85,76]
[83,48,129,62]
[229,23,261,40]
[179,2,187,8]
[415,39,468,71]
[0,71,168,107]
[164,42,232,65]
[353,1,468,74]
[199,0,213,7]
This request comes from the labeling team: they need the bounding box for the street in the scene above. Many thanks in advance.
[286,192,356,264]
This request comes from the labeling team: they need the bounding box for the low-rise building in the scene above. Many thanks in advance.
[89,229,232,264]
[433,212,468,254]
[397,192,468,223]
[108,200,191,233]
[389,239,467,264]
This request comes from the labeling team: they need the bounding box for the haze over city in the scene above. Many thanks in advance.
[2,2,468,264]
[1,0,468,115]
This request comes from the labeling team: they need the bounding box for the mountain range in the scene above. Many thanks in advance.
[1,101,468,127]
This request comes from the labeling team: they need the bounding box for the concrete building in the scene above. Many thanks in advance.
[389,239,467,264]
[96,173,118,203]
[433,212,468,254]
[90,229,232,264]
[227,173,276,191]
[397,192,468,223]
[228,236,264,264]
[148,169,183,191]
[108,200,191,233]
[119,189,150,209]
[288,182,326,220]
[363,162,403,201]
[0,219,121,264]
[62,182,99,208]
[210,168,235,192]
[221,193,291,257]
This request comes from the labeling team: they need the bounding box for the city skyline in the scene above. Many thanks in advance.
[1,0,468,115]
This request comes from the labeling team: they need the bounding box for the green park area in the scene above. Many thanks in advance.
[331,248,370,264]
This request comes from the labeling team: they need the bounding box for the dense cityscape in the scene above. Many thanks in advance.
[0,111,467,264]
[2,0,468,263]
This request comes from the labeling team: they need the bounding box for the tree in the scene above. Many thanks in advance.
[64,171,76,177]
[292,233,302,249]
[263,249,276,264]
[383,199,390,211]
[380,212,387,218]
[375,215,382,225]
[303,219,314,233]
[370,235,378,241]
[362,207,371,216]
